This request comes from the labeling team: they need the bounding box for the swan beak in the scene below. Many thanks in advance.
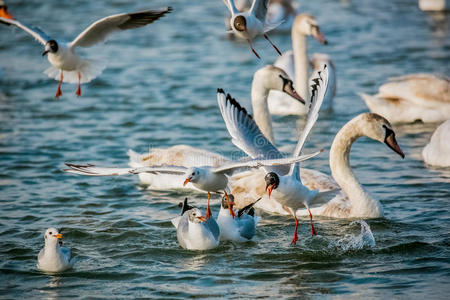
[0,7,13,19]
[286,86,305,104]
[53,233,63,239]
[265,184,274,198]
[197,216,207,222]
[42,50,49,56]
[312,28,328,45]
[183,176,192,186]
[385,133,405,159]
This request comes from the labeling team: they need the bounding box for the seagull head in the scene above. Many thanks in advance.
[264,172,280,198]
[221,194,236,209]
[44,227,62,247]
[188,208,207,223]
[233,15,247,32]
[183,167,202,186]
[42,40,58,56]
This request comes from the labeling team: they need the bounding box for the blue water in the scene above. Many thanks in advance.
[0,0,449,298]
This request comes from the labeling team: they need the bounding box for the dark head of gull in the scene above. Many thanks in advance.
[42,39,58,56]
[233,15,246,32]
[221,194,236,209]
[265,172,280,198]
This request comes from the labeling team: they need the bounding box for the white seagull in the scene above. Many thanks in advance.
[64,147,321,218]
[37,227,75,273]
[171,198,220,251]
[222,0,282,58]
[217,194,260,242]
[0,7,171,98]
[218,65,330,245]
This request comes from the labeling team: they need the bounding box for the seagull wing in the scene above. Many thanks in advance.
[250,0,270,23]
[64,163,186,176]
[0,17,51,45]
[212,151,322,175]
[289,65,329,181]
[69,7,171,48]
[217,89,290,175]
[222,0,239,15]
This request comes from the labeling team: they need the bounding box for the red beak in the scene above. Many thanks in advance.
[0,7,13,19]
[265,184,274,198]
[183,177,191,186]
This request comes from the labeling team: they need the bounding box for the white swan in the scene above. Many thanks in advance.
[231,113,405,219]
[128,65,305,188]
[422,119,450,167]
[267,14,335,115]
[360,73,450,124]
[419,0,449,11]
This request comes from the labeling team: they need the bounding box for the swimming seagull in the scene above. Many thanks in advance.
[37,227,75,273]
[64,148,321,219]
[217,194,260,242]
[0,7,171,98]
[222,0,282,58]
[171,198,220,250]
[218,65,331,245]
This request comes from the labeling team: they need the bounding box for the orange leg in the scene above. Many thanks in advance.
[76,73,81,96]
[225,191,235,218]
[247,39,261,59]
[308,209,317,236]
[55,71,63,98]
[206,192,212,219]
[291,214,299,245]
[264,34,282,56]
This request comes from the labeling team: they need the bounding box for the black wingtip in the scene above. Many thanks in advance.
[217,88,225,94]
[166,6,173,13]
[237,197,261,218]
[225,93,253,119]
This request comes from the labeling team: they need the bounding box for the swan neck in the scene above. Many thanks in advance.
[292,31,308,100]
[329,120,382,217]
[251,79,275,144]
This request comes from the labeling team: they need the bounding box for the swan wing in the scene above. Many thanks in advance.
[289,64,329,180]
[70,7,171,48]
[0,17,51,45]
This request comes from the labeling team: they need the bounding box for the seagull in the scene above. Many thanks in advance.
[0,1,13,19]
[222,0,282,58]
[171,198,220,250]
[217,194,260,242]
[217,65,331,245]
[37,227,75,273]
[64,148,321,219]
[0,7,171,98]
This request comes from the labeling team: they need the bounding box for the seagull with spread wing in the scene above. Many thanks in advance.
[64,148,320,219]
[217,65,331,245]
[222,0,282,58]
[0,7,171,98]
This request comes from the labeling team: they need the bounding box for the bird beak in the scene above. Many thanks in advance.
[312,27,328,45]
[183,177,192,186]
[285,86,305,104]
[42,50,49,56]
[197,216,207,222]
[53,233,63,239]
[385,133,405,159]
[265,184,274,198]
[0,7,13,19]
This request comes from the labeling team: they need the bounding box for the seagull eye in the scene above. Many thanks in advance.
[49,232,52,235]
[191,172,195,176]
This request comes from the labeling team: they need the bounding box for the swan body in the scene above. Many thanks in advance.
[37,228,75,273]
[422,120,450,167]
[267,14,331,115]
[360,74,450,124]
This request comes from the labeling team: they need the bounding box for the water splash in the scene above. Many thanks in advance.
[336,220,376,251]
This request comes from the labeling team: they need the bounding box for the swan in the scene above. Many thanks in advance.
[127,65,305,188]
[360,73,450,124]
[267,14,335,115]
[231,113,405,219]
[422,119,450,167]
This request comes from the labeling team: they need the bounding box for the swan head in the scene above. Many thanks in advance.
[44,227,62,247]
[233,15,247,32]
[221,194,236,209]
[310,53,335,71]
[253,65,305,103]
[264,172,280,198]
[293,14,328,44]
[42,40,58,56]
[360,113,405,158]
[188,208,207,223]
[183,167,203,186]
